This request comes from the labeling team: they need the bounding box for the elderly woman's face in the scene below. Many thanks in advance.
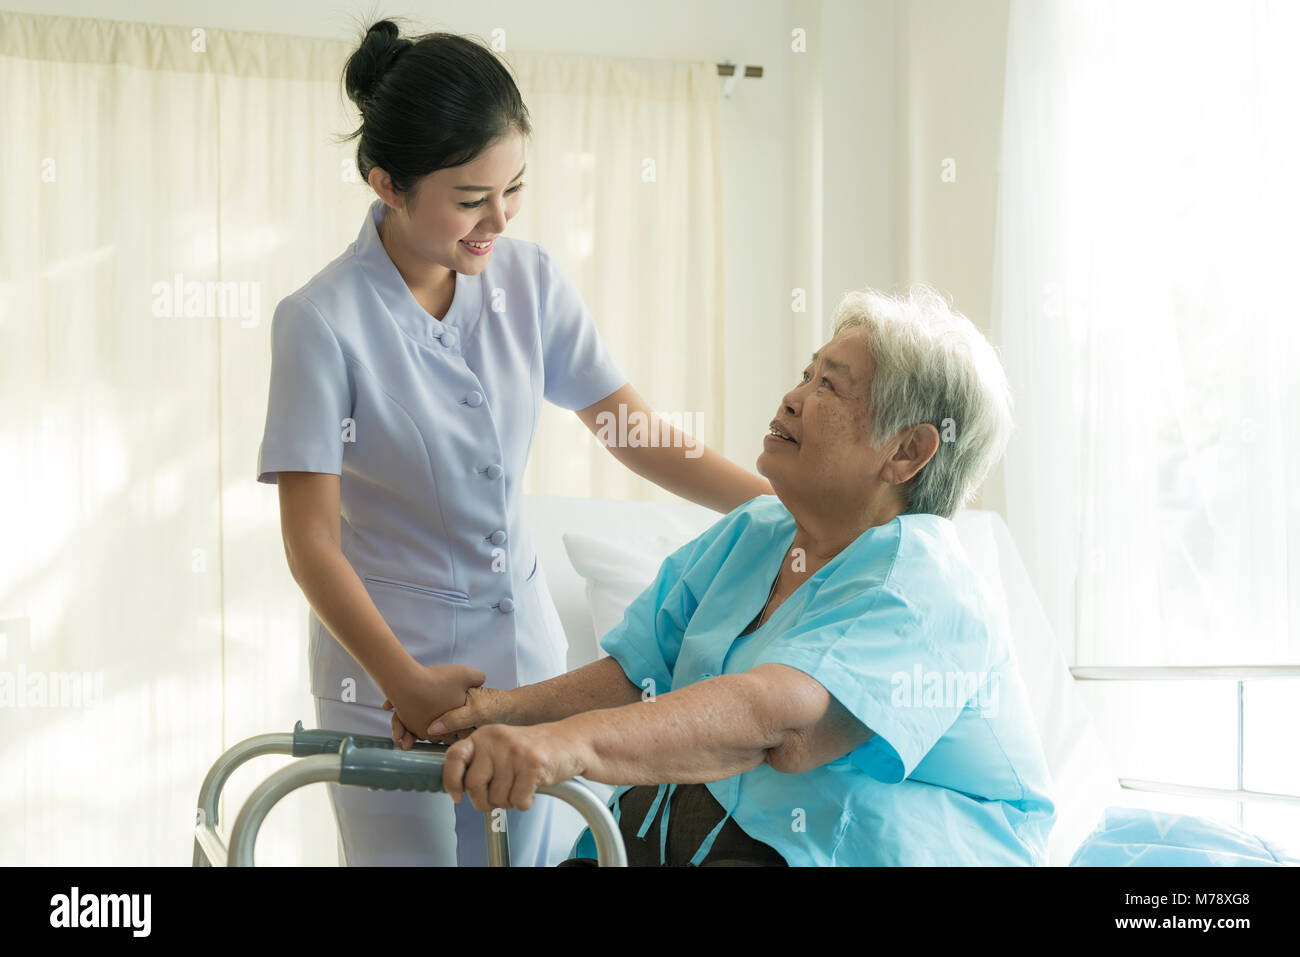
[758,326,891,504]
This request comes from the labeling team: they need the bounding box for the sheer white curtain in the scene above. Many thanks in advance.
[993,0,1300,839]
[0,11,724,864]
[994,0,1299,667]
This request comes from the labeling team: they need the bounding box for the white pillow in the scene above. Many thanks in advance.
[561,531,692,653]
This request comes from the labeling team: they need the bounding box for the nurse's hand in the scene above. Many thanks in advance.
[441,723,588,812]
[381,664,485,750]
[382,700,473,748]
[424,685,515,739]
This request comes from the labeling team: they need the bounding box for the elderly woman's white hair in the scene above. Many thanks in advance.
[830,284,1014,519]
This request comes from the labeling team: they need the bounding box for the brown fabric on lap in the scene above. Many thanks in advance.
[612,782,787,867]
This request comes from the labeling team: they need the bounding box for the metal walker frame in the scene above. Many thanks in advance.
[193,721,627,866]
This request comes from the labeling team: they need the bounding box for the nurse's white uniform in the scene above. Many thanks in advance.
[256,199,627,866]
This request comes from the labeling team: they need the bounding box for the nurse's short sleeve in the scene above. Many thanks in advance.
[537,243,627,410]
[753,587,991,784]
[599,516,732,696]
[256,294,352,485]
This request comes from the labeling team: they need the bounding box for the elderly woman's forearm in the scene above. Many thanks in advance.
[559,673,782,785]
[502,656,644,726]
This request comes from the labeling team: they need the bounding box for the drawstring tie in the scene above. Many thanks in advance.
[688,785,740,866]
[635,783,667,840]
[633,783,679,865]
[610,787,625,829]
[632,782,740,866]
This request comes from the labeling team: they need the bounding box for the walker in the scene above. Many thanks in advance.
[193,721,627,866]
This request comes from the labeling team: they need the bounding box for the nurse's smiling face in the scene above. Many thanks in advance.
[369,130,527,278]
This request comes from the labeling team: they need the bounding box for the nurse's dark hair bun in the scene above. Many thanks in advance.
[343,20,411,112]
[339,20,532,204]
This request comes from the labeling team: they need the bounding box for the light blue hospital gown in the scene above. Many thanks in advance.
[257,199,626,865]
[569,494,1057,866]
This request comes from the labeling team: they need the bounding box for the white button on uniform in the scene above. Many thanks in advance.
[498,597,515,613]
[485,464,503,479]
[442,329,458,348]
[490,529,507,545]
[465,391,484,407]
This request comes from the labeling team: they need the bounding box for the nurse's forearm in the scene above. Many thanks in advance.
[618,436,772,514]
[577,385,770,512]
[288,544,417,695]
[558,673,781,785]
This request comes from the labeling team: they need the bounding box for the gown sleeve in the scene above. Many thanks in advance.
[256,294,352,484]
[751,582,994,784]
[536,243,628,410]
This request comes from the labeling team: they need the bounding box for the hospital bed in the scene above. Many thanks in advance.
[197,493,1299,866]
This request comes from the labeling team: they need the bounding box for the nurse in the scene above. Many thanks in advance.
[255,21,771,867]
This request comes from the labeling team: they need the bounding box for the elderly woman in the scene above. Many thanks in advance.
[393,284,1056,866]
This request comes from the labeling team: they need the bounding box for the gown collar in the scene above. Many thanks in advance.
[354,198,483,349]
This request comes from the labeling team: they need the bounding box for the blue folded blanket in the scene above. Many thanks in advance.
[1070,806,1299,866]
